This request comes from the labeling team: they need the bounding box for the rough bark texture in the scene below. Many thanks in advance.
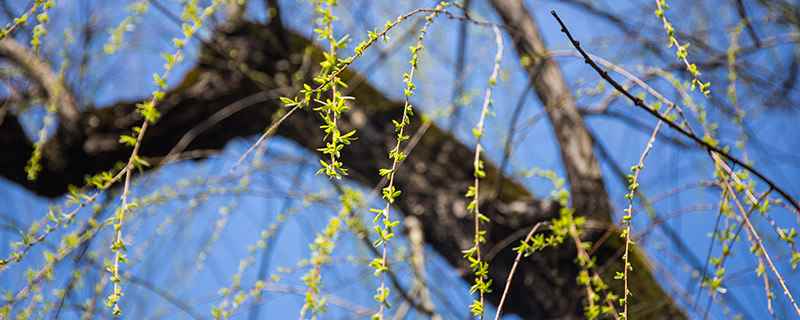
[0,17,684,320]
[489,0,611,222]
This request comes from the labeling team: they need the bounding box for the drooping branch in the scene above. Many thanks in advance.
[0,20,684,319]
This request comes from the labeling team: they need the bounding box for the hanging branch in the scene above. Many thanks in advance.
[550,10,800,215]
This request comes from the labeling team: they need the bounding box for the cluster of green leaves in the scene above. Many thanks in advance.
[280,0,444,166]
[568,220,617,318]
[516,169,574,251]
[702,189,739,296]
[463,184,491,317]
[726,23,742,117]
[133,0,221,128]
[520,168,617,319]
[275,3,454,179]
[22,0,62,182]
[108,1,224,317]
[618,181,639,293]
[309,0,358,180]
[104,200,140,315]
[103,0,150,54]
[655,0,711,96]
[0,0,50,41]
[300,189,362,319]
[24,110,54,181]
[462,25,503,318]
[581,269,618,320]
[779,227,800,270]
[29,0,55,53]
[364,4,448,319]
[618,157,647,316]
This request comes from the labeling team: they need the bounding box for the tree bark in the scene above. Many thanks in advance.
[0,19,684,319]
[489,0,611,222]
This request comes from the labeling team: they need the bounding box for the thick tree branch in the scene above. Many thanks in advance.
[489,0,611,222]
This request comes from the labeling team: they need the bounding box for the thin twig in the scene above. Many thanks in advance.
[721,180,800,316]
[492,222,544,320]
[446,0,471,132]
[733,0,761,48]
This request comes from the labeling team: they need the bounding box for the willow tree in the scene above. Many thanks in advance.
[0,0,798,319]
